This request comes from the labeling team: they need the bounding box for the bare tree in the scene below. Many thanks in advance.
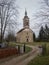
[35,0,49,23]
[0,0,18,43]
[5,31,16,42]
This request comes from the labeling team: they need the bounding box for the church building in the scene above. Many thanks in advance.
[16,10,33,43]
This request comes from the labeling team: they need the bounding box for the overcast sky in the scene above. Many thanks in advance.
[15,0,43,37]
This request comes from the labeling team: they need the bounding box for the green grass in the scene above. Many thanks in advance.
[8,41,49,45]
[28,56,49,65]
[15,42,49,46]
[25,46,32,53]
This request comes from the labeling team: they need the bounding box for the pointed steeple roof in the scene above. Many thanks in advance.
[25,8,27,16]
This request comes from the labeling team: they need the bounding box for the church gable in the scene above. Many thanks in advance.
[17,28,25,34]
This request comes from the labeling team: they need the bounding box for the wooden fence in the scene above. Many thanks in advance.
[0,48,18,59]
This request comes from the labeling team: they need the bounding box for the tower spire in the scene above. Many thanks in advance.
[25,8,27,16]
[23,9,29,28]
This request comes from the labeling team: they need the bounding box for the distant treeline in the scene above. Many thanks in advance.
[33,24,49,42]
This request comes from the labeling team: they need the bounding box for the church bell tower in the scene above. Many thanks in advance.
[23,9,29,28]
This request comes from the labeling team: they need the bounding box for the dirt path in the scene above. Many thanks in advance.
[0,45,39,65]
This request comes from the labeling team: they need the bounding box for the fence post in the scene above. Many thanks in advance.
[24,44,25,53]
[18,45,20,54]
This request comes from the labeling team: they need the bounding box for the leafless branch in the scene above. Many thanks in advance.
[0,0,19,43]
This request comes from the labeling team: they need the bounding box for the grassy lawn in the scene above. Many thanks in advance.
[28,56,49,65]
[8,41,49,45]
[13,42,49,46]
[25,46,32,53]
